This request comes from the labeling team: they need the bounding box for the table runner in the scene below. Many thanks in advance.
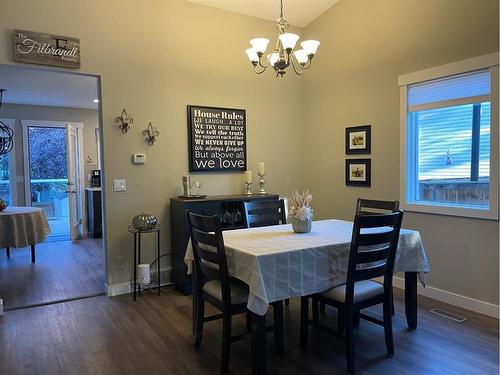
[0,206,51,248]
[185,219,430,315]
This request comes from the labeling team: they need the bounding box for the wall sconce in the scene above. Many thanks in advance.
[115,108,133,134]
[142,122,159,146]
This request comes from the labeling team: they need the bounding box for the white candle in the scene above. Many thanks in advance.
[258,162,265,175]
[245,171,253,183]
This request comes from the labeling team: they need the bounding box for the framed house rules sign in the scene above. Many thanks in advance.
[188,105,247,172]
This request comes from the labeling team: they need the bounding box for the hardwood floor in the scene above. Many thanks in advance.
[0,238,104,309]
[0,288,497,374]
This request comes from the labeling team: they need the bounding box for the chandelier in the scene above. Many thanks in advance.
[0,89,13,156]
[245,0,320,77]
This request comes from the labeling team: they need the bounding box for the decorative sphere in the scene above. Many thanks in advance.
[132,213,157,230]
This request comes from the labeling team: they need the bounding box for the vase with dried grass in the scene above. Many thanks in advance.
[288,189,313,233]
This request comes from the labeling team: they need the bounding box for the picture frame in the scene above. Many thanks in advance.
[345,125,371,155]
[345,159,371,187]
[187,105,247,172]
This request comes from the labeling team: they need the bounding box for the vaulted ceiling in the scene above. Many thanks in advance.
[187,0,339,27]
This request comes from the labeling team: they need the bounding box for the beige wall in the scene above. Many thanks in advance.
[0,0,304,286]
[302,0,499,304]
[0,0,497,307]
[1,103,99,229]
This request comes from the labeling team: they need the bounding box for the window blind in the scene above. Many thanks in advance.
[408,70,490,108]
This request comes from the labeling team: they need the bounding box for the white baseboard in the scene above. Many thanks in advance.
[105,281,131,297]
[105,267,172,297]
[390,276,499,319]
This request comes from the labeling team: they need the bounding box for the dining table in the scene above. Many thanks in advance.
[184,219,430,374]
[0,206,51,263]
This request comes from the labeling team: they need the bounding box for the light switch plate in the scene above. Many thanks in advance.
[113,179,126,191]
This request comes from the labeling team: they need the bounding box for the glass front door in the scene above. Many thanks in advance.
[27,126,70,241]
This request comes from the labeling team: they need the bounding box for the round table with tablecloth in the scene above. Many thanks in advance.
[0,206,51,262]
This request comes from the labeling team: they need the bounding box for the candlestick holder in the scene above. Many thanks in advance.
[245,181,253,195]
[258,172,266,195]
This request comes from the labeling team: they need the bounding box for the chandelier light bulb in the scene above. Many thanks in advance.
[245,48,259,63]
[300,40,320,57]
[250,38,270,55]
[268,52,280,67]
[294,49,309,65]
[278,33,300,52]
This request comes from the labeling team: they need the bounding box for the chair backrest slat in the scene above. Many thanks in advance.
[357,231,394,246]
[353,263,388,281]
[356,246,390,264]
[244,199,286,228]
[356,199,399,216]
[345,210,404,304]
[187,211,232,302]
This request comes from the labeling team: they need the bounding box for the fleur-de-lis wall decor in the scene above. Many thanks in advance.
[115,108,134,134]
[142,122,160,146]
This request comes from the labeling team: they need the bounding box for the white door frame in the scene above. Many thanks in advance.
[0,119,17,205]
[21,120,85,239]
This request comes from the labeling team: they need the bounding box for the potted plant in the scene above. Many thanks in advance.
[289,189,313,233]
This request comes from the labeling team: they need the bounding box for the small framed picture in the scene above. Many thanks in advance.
[345,159,371,187]
[345,125,371,154]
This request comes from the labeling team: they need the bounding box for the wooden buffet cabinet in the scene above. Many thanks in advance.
[170,194,279,294]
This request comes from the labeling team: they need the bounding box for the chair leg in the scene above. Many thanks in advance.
[345,307,355,375]
[246,310,252,333]
[300,296,309,347]
[5,247,10,258]
[312,297,319,326]
[391,293,395,316]
[353,310,360,328]
[194,296,204,349]
[221,311,232,375]
[384,297,394,356]
[31,245,35,263]
[320,301,326,314]
[273,301,284,354]
[337,307,345,333]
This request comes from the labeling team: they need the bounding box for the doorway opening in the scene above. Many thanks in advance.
[23,121,84,241]
[0,64,106,310]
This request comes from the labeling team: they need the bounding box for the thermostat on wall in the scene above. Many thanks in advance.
[133,153,146,164]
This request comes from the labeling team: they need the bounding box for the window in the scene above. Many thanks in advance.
[399,55,498,219]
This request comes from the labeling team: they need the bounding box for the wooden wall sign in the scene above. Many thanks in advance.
[13,29,80,69]
[188,105,247,172]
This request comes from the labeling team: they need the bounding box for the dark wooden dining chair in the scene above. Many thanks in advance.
[187,211,284,375]
[320,198,401,314]
[243,199,286,228]
[243,199,290,307]
[356,198,400,216]
[300,211,404,375]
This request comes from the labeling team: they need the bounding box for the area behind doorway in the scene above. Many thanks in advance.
[0,64,105,310]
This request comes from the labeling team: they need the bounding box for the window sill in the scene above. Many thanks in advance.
[402,201,498,220]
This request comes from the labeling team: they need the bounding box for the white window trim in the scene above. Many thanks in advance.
[399,53,499,220]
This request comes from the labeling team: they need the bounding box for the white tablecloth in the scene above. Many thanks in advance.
[185,219,430,315]
[0,206,51,248]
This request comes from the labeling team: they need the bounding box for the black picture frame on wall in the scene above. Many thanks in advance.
[187,105,247,172]
[345,125,371,155]
[345,159,371,187]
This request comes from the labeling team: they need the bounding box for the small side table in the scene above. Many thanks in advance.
[128,225,161,301]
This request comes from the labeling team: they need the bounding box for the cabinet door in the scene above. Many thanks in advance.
[185,202,220,217]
